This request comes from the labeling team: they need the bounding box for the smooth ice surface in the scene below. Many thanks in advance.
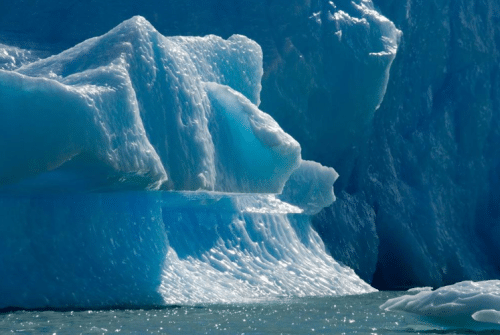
[381,280,500,329]
[473,309,500,324]
[279,160,338,215]
[0,192,374,309]
[0,16,300,193]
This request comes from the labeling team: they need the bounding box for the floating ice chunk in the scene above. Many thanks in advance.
[381,280,500,329]
[0,15,360,310]
[310,11,322,25]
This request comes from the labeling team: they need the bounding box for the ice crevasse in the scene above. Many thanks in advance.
[0,16,374,309]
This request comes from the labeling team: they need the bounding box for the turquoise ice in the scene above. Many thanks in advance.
[0,17,373,309]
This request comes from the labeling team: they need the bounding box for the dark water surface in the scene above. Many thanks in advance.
[0,291,496,334]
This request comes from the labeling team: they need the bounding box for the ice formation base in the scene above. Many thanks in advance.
[0,191,374,309]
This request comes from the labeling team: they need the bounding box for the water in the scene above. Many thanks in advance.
[2,291,496,334]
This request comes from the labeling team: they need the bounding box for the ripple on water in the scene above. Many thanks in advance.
[2,292,500,334]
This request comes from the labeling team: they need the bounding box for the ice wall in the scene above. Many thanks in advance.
[356,0,500,288]
[258,0,500,290]
[317,0,500,288]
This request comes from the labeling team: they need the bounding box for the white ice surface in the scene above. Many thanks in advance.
[407,287,433,293]
[381,280,500,328]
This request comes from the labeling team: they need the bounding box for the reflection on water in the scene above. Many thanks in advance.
[3,291,499,334]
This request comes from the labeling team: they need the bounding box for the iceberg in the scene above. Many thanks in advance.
[380,280,500,330]
[0,17,374,309]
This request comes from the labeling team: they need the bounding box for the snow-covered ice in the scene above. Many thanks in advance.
[381,280,500,329]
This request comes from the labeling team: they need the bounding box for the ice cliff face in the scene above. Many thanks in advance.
[315,0,500,288]
[354,0,500,288]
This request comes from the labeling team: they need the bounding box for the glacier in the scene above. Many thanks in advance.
[0,17,374,309]
[1,0,499,294]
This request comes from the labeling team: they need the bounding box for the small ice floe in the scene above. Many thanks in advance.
[381,280,500,330]
[407,286,433,293]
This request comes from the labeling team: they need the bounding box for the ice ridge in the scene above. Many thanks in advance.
[0,16,299,193]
